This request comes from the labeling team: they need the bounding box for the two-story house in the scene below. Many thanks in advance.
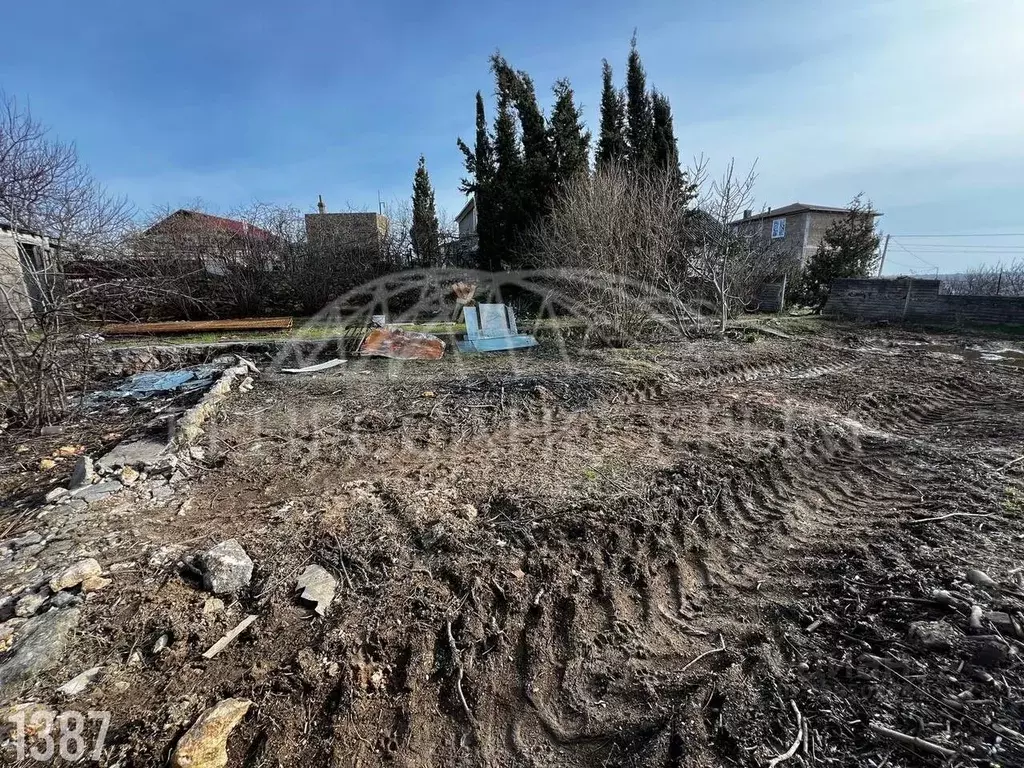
[729,203,882,268]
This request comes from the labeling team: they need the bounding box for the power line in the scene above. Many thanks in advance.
[892,240,939,272]
[897,243,1024,249]
[888,233,1024,239]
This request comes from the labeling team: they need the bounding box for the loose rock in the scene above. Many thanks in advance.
[14,593,47,618]
[81,575,111,593]
[50,592,81,609]
[295,565,337,616]
[170,698,252,768]
[58,666,103,696]
[198,540,253,595]
[10,531,43,550]
[119,466,140,486]
[50,558,103,592]
[44,487,68,503]
[966,569,998,589]
[965,637,1013,668]
[908,620,958,652]
[203,598,225,616]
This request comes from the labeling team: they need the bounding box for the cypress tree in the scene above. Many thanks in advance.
[489,71,524,271]
[597,59,627,167]
[550,78,591,189]
[625,33,654,169]
[651,89,692,199]
[457,92,494,193]
[410,155,441,266]
[457,92,496,271]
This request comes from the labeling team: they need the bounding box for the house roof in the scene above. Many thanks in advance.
[730,203,882,225]
[0,221,49,239]
[146,210,276,241]
[455,196,475,224]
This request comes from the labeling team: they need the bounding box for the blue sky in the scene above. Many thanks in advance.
[2,0,1022,274]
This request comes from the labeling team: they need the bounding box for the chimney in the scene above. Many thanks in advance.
[743,209,752,219]
[317,195,326,215]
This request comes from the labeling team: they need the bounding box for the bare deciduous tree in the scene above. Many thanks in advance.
[534,163,688,342]
[534,160,788,341]
[685,157,792,333]
[942,258,1024,297]
[1,91,134,425]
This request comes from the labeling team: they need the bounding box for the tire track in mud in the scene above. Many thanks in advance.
[480,394,1014,766]
[847,373,1024,452]
[384,347,872,487]
[307,344,1018,766]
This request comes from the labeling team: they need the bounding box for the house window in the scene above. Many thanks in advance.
[771,218,786,239]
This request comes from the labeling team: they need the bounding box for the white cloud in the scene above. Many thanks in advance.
[657,0,1024,223]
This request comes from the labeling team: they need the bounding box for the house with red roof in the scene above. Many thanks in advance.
[142,209,281,275]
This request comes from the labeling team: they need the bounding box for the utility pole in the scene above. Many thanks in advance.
[996,268,1003,296]
[877,234,890,277]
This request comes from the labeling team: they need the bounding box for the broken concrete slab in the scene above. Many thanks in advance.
[97,439,173,473]
[72,480,122,504]
[358,328,445,360]
[198,540,253,595]
[295,565,337,616]
[0,608,81,691]
[69,455,95,490]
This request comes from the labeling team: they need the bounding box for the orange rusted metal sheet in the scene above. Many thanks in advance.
[358,328,445,360]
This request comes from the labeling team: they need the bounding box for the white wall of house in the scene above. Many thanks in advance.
[456,199,477,238]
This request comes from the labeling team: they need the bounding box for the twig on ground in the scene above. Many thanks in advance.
[446,620,474,724]
[331,533,354,591]
[766,701,802,767]
[680,634,727,674]
[907,511,996,525]
[868,722,957,759]
[997,455,1024,473]
[202,615,257,659]
[428,394,450,418]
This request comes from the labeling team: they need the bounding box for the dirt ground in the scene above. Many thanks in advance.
[3,323,1024,767]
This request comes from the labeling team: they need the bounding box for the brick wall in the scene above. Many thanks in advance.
[304,212,388,251]
[824,277,1024,326]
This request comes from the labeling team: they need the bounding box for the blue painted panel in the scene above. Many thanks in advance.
[456,335,539,353]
